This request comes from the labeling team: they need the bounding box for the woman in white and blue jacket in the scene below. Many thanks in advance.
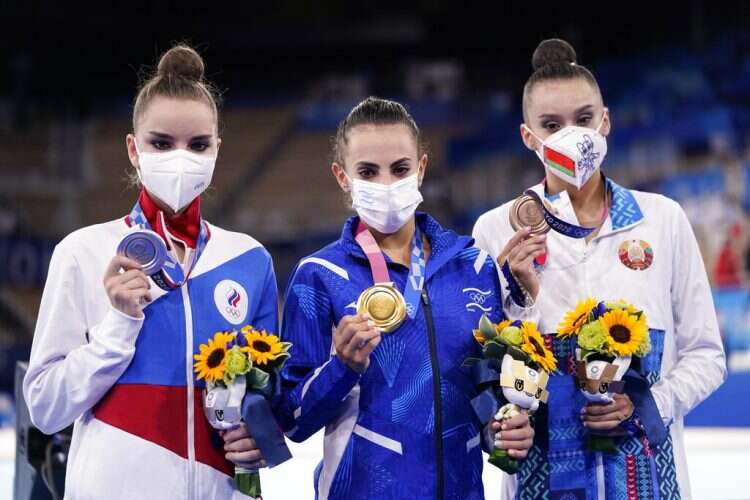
[274,97,535,500]
[473,39,726,500]
[23,45,274,499]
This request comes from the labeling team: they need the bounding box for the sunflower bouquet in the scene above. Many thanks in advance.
[194,326,292,498]
[557,298,651,451]
[466,315,556,474]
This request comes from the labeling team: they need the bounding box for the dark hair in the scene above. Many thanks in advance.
[522,39,601,120]
[332,96,421,166]
[132,44,221,131]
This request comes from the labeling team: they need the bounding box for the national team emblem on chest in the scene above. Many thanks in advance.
[462,287,493,313]
[213,279,249,325]
[618,239,654,271]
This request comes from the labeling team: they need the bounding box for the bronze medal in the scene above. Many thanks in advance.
[509,194,550,235]
[356,283,407,333]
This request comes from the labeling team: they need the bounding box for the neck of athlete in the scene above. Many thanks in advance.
[368,217,416,267]
[546,171,606,224]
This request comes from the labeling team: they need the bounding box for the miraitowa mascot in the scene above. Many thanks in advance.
[465,315,555,473]
[575,351,631,405]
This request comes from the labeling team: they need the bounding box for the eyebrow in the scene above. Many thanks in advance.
[537,104,594,120]
[354,157,411,169]
[147,131,213,141]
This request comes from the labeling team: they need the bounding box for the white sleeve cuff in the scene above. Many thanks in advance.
[505,287,545,326]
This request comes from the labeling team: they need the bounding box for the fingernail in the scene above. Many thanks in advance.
[368,320,376,327]
[501,423,508,430]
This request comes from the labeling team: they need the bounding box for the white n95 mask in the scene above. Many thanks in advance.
[524,112,608,190]
[349,173,423,234]
[136,141,216,212]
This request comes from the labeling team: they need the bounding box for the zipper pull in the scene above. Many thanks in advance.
[421,289,430,306]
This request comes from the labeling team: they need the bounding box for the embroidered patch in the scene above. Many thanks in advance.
[462,287,493,313]
[213,279,249,325]
[618,239,654,271]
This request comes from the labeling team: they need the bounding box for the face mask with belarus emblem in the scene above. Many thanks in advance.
[524,111,608,190]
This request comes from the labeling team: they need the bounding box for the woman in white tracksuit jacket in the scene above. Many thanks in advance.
[23,45,274,499]
[472,39,726,500]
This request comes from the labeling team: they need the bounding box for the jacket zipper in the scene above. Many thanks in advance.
[182,284,196,499]
[421,285,444,500]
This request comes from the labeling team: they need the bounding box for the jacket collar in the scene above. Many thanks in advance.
[532,174,644,234]
[136,190,202,249]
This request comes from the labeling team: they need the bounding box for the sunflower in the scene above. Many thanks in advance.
[194,331,235,383]
[599,309,647,357]
[520,322,557,373]
[557,298,598,337]
[242,328,284,366]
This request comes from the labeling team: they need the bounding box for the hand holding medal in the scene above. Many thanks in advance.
[102,254,152,318]
[356,283,407,333]
[337,221,426,372]
[105,228,168,318]
[353,221,424,332]
[509,188,607,240]
[333,313,383,373]
[497,227,546,305]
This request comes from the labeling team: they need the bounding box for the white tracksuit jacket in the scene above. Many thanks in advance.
[23,216,278,500]
[472,178,726,500]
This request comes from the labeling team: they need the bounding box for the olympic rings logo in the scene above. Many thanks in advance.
[225,305,241,318]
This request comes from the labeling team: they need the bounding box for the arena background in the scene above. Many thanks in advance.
[1,2,749,498]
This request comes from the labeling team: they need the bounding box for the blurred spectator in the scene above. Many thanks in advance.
[714,221,749,288]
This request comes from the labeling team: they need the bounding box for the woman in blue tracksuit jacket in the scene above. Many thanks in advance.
[274,97,535,500]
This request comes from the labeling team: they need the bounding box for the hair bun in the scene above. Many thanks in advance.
[532,38,577,71]
[156,44,205,81]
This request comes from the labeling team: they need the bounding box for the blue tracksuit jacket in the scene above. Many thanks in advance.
[275,213,506,500]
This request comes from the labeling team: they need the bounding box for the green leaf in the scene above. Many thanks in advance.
[483,340,507,360]
[235,470,261,497]
[488,447,519,474]
[478,315,497,340]
[268,352,291,370]
[246,367,270,389]
[581,348,597,360]
[506,345,530,363]
[587,435,618,453]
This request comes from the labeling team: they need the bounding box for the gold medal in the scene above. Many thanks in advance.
[356,283,407,333]
[509,194,550,236]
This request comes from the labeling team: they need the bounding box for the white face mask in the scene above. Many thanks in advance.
[135,140,216,212]
[347,173,423,234]
[524,111,608,190]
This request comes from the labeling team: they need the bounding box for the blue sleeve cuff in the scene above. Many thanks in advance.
[327,355,362,397]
